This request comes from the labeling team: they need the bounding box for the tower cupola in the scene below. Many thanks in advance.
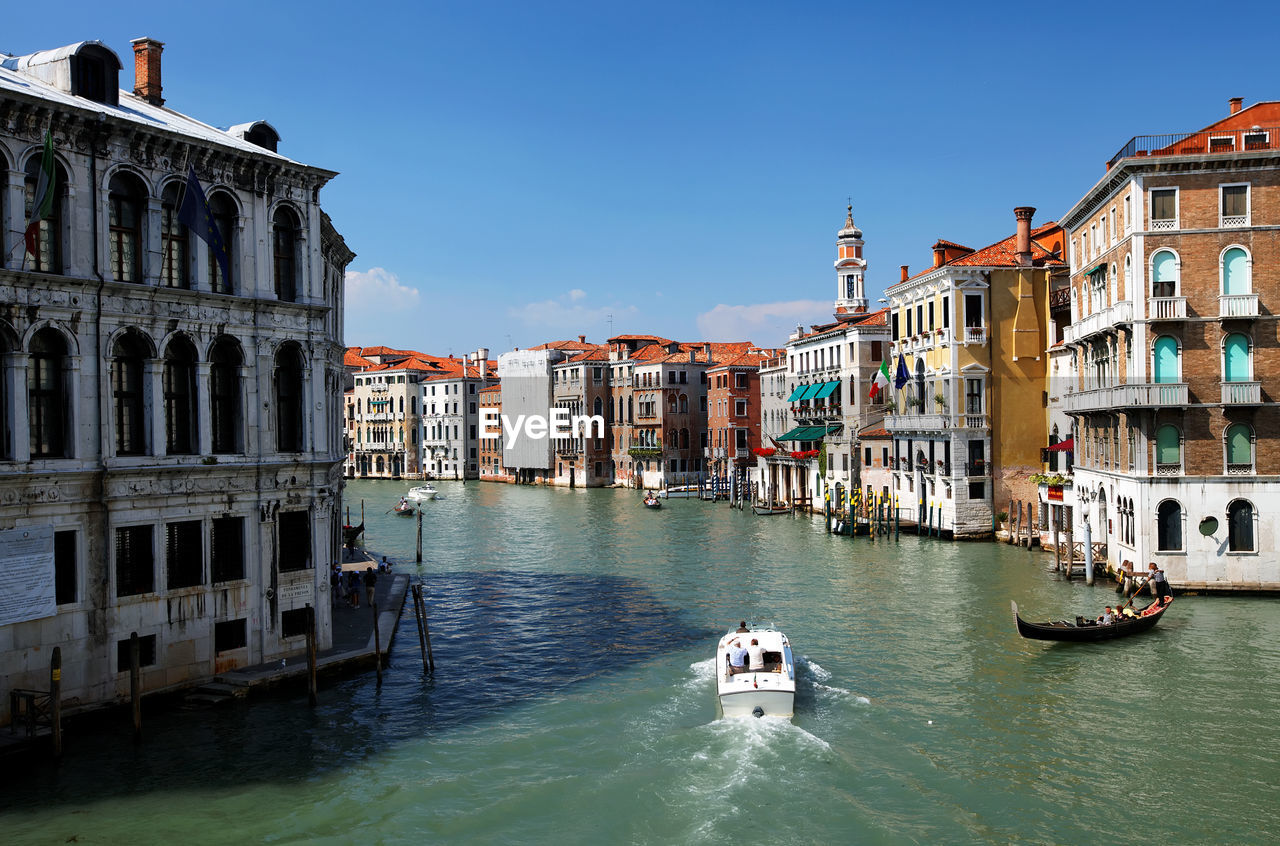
[834,203,868,314]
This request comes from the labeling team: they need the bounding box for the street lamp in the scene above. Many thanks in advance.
[1079,488,1095,585]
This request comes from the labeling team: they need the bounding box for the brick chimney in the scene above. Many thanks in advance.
[1229,97,1243,115]
[933,245,945,268]
[131,37,165,106]
[1014,206,1036,267]
[578,334,585,343]
[900,265,909,282]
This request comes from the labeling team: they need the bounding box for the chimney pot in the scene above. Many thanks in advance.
[130,37,165,107]
[1229,97,1243,115]
[900,265,909,282]
[933,247,945,268]
[1014,207,1035,266]
[578,334,585,343]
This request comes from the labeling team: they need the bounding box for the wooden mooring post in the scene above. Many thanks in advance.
[1053,504,1062,571]
[372,600,383,685]
[306,604,318,706]
[51,646,62,758]
[1064,518,1075,580]
[416,507,423,563]
[130,632,142,743]
[411,583,435,673]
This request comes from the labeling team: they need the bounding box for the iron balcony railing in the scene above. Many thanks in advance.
[1107,126,1280,170]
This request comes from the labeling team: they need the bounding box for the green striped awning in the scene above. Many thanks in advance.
[777,426,809,441]
[798,383,824,401]
[813,380,840,399]
[786,385,807,402]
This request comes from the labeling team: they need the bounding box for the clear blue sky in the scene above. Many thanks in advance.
[9,2,1276,355]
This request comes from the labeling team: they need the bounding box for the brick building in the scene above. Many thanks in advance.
[1060,98,1280,589]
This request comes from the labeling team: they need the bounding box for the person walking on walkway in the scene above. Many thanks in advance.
[347,569,361,608]
[364,567,378,607]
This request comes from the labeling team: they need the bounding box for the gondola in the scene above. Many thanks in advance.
[643,497,662,509]
[342,522,364,547]
[752,504,790,516]
[1011,596,1172,642]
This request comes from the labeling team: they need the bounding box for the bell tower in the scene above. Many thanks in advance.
[834,204,868,314]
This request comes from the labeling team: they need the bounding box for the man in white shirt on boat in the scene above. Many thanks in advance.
[746,638,766,671]
[728,640,748,674]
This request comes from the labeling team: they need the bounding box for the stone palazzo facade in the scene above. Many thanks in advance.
[0,38,352,722]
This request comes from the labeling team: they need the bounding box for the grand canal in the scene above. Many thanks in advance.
[4,480,1279,844]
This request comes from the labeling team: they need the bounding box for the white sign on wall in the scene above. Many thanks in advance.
[0,526,56,627]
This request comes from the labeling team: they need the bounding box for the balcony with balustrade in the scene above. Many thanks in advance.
[884,411,988,433]
[1148,297,1187,320]
[1219,293,1259,319]
[1221,381,1261,404]
[961,325,987,345]
[1064,300,1133,344]
[1063,382,1189,413]
[1107,126,1280,171]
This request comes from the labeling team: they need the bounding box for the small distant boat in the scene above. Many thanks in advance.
[716,627,795,718]
[643,496,662,509]
[752,503,790,516]
[661,485,699,499]
[392,500,416,517]
[406,484,438,501]
[1012,596,1172,642]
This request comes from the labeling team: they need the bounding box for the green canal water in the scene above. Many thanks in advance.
[3,480,1279,844]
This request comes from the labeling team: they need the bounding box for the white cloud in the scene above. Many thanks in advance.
[696,300,832,345]
[344,267,421,312]
[507,291,636,332]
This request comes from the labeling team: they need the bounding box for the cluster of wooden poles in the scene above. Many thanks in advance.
[822,487,907,539]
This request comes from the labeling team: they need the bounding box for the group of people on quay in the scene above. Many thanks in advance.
[330,557,394,609]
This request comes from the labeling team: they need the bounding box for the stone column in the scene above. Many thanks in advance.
[147,358,164,457]
[196,360,212,456]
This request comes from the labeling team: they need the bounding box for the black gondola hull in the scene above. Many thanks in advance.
[1011,598,1171,642]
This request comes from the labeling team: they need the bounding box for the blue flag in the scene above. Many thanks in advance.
[178,164,231,284]
[894,352,909,389]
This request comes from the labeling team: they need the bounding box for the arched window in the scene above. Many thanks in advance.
[914,359,926,407]
[108,172,146,283]
[274,345,305,452]
[1223,333,1250,382]
[1156,424,1181,468]
[1228,500,1254,552]
[211,339,242,455]
[1222,247,1249,295]
[1123,254,1132,300]
[163,336,198,454]
[272,207,300,302]
[209,192,236,294]
[113,332,149,455]
[593,397,603,418]
[28,328,68,457]
[1225,423,1252,470]
[680,428,689,449]
[1156,500,1182,551]
[1152,336,1179,384]
[1152,250,1177,298]
[24,153,69,273]
[160,182,189,289]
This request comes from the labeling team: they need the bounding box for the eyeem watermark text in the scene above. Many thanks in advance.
[479,409,605,446]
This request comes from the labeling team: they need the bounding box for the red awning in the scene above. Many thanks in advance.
[1046,438,1074,452]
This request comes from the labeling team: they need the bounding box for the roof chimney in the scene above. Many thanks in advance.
[1229,97,1243,115]
[933,245,945,268]
[1014,206,1036,267]
[900,265,909,282]
[578,334,585,343]
[130,37,165,106]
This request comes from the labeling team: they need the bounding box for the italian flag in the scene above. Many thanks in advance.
[869,359,891,400]
[24,131,55,257]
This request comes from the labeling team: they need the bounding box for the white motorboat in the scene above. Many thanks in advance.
[660,485,699,499]
[406,484,438,501]
[716,627,795,718]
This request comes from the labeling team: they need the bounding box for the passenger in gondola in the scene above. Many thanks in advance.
[1120,605,1137,619]
[1097,606,1116,625]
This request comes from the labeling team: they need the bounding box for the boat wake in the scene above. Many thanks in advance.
[796,657,871,706]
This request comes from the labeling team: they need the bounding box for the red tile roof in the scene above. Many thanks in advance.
[858,425,891,439]
[894,223,1065,286]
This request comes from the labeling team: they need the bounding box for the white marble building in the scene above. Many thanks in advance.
[0,38,352,722]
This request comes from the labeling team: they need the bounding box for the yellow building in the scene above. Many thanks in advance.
[883,208,1067,537]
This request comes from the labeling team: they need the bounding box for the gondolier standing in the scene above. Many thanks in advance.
[1147,562,1171,600]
